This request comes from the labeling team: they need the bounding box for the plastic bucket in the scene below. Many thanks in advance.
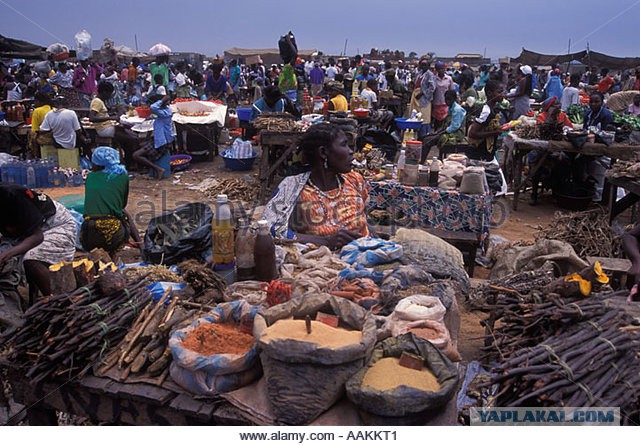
[236,108,252,122]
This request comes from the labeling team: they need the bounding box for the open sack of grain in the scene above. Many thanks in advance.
[254,294,377,425]
[387,294,461,362]
[345,333,459,425]
[169,300,263,396]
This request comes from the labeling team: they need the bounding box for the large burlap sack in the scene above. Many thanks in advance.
[169,300,263,396]
[345,333,458,424]
[393,228,464,269]
[392,295,446,323]
[254,293,377,425]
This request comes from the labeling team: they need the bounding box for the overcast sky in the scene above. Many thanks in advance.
[1,0,639,60]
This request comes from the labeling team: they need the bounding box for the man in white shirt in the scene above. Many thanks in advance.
[38,98,82,149]
[326,59,338,80]
[359,79,378,109]
[560,74,581,111]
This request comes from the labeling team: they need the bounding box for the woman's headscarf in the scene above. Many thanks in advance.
[92,146,127,179]
[542,96,558,112]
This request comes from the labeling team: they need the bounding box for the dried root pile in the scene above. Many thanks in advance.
[253,113,304,132]
[97,290,194,383]
[123,265,182,284]
[178,259,227,304]
[202,178,258,203]
[538,209,621,258]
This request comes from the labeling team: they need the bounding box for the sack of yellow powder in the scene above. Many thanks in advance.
[254,293,377,425]
[345,333,459,424]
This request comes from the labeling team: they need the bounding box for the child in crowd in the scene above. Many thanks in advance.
[133,95,173,179]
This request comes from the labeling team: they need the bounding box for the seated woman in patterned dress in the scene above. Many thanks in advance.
[262,123,370,250]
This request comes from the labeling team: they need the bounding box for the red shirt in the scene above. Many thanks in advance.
[536,111,574,128]
[596,76,614,93]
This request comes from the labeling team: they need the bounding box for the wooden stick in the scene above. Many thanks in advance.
[118,287,172,367]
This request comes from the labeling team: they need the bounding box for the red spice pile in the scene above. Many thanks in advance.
[182,322,255,356]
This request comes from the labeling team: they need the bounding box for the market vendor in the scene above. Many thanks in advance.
[583,91,613,130]
[408,58,436,136]
[506,65,533,119]
[38,95,85,149]
[579,92,614,202]
[0,184,76,306]
[327,82,349,112]
[81,147,141,255]
[28,92,52,157]
[90,81,139,150]
[251,85,286,121]
[421,90,467,163]
[466,79,504,161]
[133,95,173,179]
[535,96,573,128]
[262,123,370,250]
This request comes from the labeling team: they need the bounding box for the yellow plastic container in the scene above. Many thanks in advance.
[57,148,80,170]
[40,147,79,169]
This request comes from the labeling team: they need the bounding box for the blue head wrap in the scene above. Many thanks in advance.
[92,146,127,179]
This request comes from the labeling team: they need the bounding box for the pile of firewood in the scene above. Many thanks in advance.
[97,288,194,384]
[2,272,150,383]
[479,292,640,421]
[538,209,622,258]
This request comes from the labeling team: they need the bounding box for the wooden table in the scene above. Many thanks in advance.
[174,122,220,161]
[607,175,640,223]
[503,132,640,210]
[4,362,458,426]
[366,180,493,249]
[0,122,30,155]
[5,366,250,426]
[257,130,304,204]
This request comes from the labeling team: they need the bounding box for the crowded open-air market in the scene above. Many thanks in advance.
[2,15,640,433]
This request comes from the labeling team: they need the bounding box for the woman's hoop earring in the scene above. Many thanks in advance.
[324,158,328,169]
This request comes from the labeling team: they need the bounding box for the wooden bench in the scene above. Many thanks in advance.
[587,256,632,290]
[425,228,480,276]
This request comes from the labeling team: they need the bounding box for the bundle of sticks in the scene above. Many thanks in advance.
[2,277,151,384]
[97,289,195,384]
[481,293,640,420]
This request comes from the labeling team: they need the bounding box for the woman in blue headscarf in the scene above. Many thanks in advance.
[80,146,141,255]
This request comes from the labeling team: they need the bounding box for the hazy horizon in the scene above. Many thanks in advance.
[2,0,639,61]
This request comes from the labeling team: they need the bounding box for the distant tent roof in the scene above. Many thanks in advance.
[513,48,640,71]
[224,47,317,57]
[114,45,147,58]
[0,34,46,59]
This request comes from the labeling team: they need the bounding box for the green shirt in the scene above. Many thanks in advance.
[84,171,129,218]
[278,63,297,92]
[150,62,169,86]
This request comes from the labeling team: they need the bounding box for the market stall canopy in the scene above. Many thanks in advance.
[513,48,640,71]
[0,34,46,59]
[114,45,148,58]
[148,43,172,56]
[224,47,318,67]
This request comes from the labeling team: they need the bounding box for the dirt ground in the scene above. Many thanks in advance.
[43,151,567,364]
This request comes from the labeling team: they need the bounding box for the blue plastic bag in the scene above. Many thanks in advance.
[339,238,403,267]
[146,281,186,303]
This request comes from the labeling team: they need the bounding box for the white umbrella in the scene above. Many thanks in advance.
[148,43,172,55]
